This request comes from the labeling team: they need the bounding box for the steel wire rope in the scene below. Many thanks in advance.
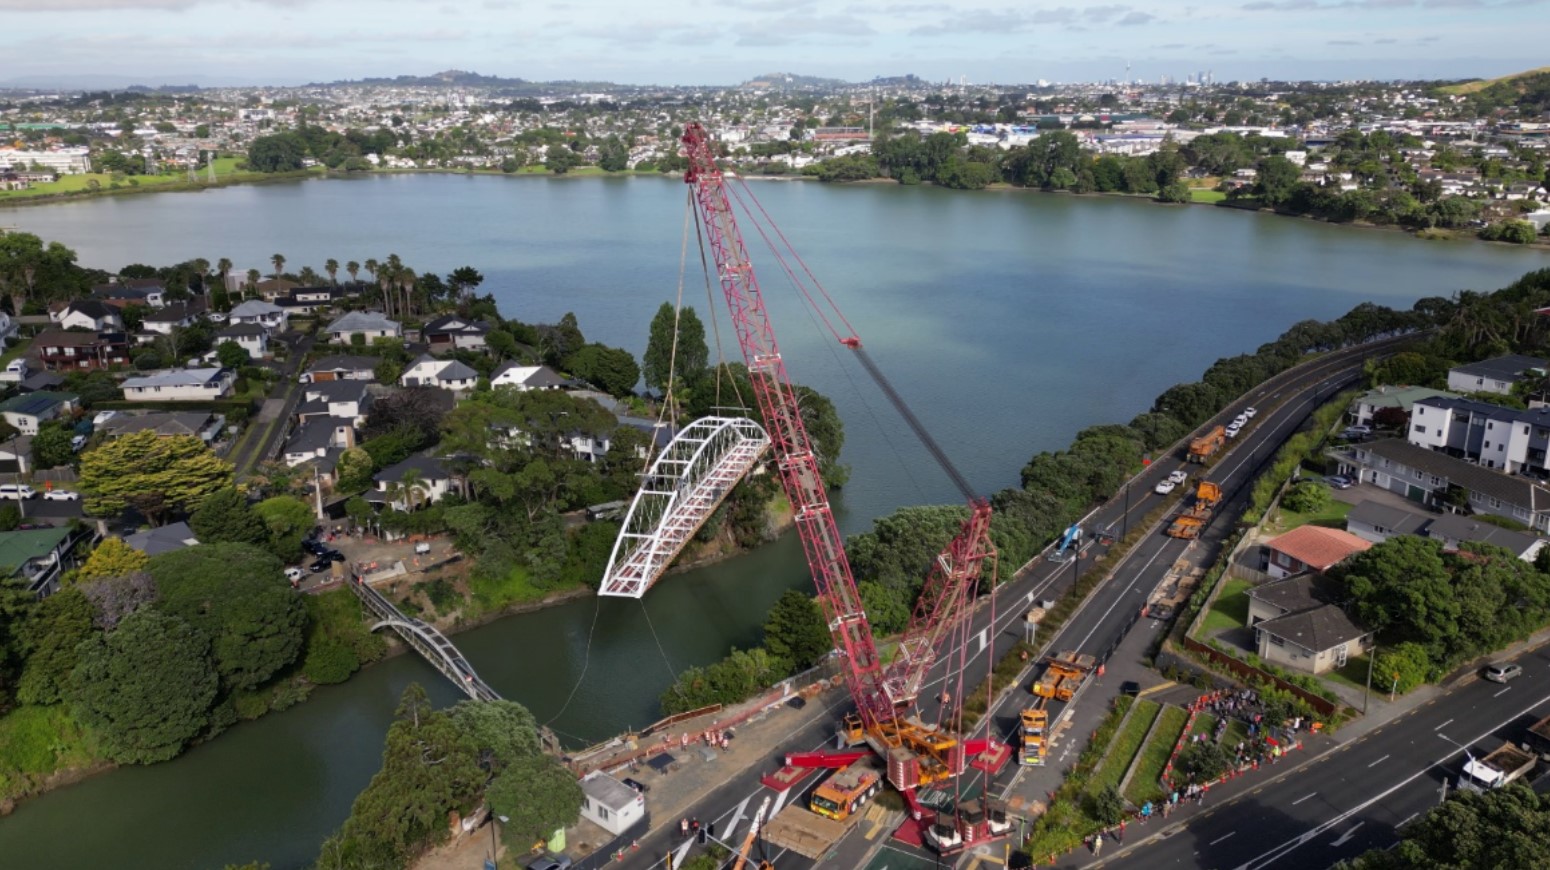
[691,202,748,417]
[543,595,603,728]
[722,179,931,506]
[639,597,683,689]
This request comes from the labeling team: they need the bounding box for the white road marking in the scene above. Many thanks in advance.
[1291,793,1316,806]
[1495,687,1512,697]
[1367,755,1389,768]
[1434,719,1453,731]
[1398,812,1418,828]
[1331,822,1365,847]
[724,795,750,840]
[1212,833,1237,846]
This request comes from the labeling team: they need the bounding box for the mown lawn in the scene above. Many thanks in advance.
[1089,699,1159,794]
[1188,712,1218,740]
[1200,578,1253,635]
[1269,498,1352,532]
[1124,705,1189,806]
[1191,188,1227,203]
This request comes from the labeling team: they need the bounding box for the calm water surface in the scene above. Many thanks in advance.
[2,175,1546,869]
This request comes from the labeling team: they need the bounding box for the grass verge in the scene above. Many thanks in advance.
[1122,705,1188,806]
[1089,699,1159,794]
[1199,578,1252,636]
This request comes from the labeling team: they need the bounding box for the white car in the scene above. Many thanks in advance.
[1225,424,1242,439]
[1232,415,1248,428]
[1167,469,1188,486]
[284,567,304,583]
[92,410,118,428]
[42,489,79,501]
[1154,479,1177,495]
[1243,407,1258,419]
[0,484,36,500]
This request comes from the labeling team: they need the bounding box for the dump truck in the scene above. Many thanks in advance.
[1033,650,1096,701]
[1188,426,1226,464]
[762,803,851,860]
[1166,481,1223,540]
[1458,741,1538,792]
[1019,704,1048,766]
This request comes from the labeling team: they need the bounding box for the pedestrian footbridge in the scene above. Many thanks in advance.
[349,575,500,701]
[598,415,771,598]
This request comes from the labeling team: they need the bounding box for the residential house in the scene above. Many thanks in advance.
[1349,385,1460,428]
[274,286,353,317]
[0,309,17,346]
[1446,354,1549,396]
[1407,395,1550,474]
[1424,514,1546,561]
[1331,438,1550,533]
[370,454,463,510]
[92,279,166,309]
[399,354,478,394]
[253,277,298,301]
[296,380,372,428]
[32,329,131,371]
[0,391,77,435]
[578,772,646,837]
[18,372,65,394]
[100,411,225,443]
[142,301,202,336]
[282,419,355,467]
[0,526,92,597]
[54,300,124,332]
[228,299,288,333]
[1343,500,1432,544]
[217,322,270,358]
[300,354,378,384]
[490,362,566,391]
[124,521,200,557]
[325,311,401,344]
[0,357,28,385]
[1248,574,1373,675]
[121,367,235,402]
[422,315,492,353]
[1262,524,1373,579]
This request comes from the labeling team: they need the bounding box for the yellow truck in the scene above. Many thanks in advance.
[1187,426,1226,464]
[1019,704,1048,766]
[1033,650,1096,701]
[1167,481,1222,539]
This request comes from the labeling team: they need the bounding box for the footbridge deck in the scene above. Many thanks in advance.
[349,575,500,701]
[599,415,770,598]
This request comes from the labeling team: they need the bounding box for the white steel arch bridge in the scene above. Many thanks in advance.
[598,415,770,598]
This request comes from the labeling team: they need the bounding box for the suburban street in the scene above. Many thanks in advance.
[1103,645,1550,869]
[617,335,1410,870]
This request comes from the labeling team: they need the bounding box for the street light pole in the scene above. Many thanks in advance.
[1363,645,1375,714]
[1121,480,1131,539]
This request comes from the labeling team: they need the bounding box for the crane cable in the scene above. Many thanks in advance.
[543,596,602,728]
[641,192,695,474]
[692,202,749,416]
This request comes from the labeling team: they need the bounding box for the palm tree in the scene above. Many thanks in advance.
[325,258,339,286]
[298,265,319,286]
[270,253,286,284]
[216,257,232,296]
[245,268,260,299]
[398,267,416,318]
[346,260,360,285]
[363,258,379,285]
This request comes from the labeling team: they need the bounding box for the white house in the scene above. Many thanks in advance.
[217,323,270,358]
[1446,354,1549,396]
[228,299,288,333]
[578,772,645,837]
[54,300,123,332]
[296,380,372,428]
[326,311,401,344]
[371,455,462,510]
[282,419,355,467]
[399,355,478,394]
[422,314,492,353]
[121,368,235,402]
[300,354,378,384]
[142,302,200,336]
[490,363,566,391]
[0,391,77,436]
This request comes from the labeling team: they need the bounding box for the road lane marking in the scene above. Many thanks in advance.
[1367,755,1389,768]
[1434,719,1452,731]
[1331,822,1365,847]
[1211,833,1236,846]
[1495,687,1512,697]
[1398,812,1418,828]
[1232,688,1550,870]
[1291,793,1316,806]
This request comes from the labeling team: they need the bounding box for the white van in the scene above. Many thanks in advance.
[0,484,37,500]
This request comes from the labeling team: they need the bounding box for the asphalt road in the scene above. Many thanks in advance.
[619,335,1412,870]
[1105,647,1550,870]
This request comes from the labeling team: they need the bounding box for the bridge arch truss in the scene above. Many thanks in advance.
[598,415,771,598]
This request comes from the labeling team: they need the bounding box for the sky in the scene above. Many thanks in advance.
[2,0,1546,88]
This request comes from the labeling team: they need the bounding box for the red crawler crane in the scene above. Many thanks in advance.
[681,123,997,801]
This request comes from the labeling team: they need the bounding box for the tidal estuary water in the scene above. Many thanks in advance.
[2,175,1547,868]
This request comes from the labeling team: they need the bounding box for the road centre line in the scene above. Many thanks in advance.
[1291,793,1316,806]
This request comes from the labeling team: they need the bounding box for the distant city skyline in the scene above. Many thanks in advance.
[2,0,1545,89]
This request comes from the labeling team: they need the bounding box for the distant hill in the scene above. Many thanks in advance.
[1438,68,1550,115]
[1437,66,1550,96]
[740,72,849,89]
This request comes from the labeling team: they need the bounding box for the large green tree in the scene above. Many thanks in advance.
[254,494,316,560]
[447,699,543,770]
[67,609,218,763]
[16,587,96,705]
[762,589,831,673]
[488,754,584,851]
[565,343,640,397]
[642,302,709,394]
[79,431,234,524]
[1343,782,1550,869]
[148,543,306,692]
[246,133,307,172]
[189,487,269,547]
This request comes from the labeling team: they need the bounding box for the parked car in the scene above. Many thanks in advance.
[92,410,118,428]
[0,484,36,500]
[1243,407,1258,419]
[1342,425,1373,440]
[42,489,79,501]
[526,855,572,870]
[70,434,89,452]
[1154,479,1177,495]
[1167,469,1188,486]
[414,541,432,555]
[321,550,346,563]
[1484,662,1523,684]
[309,558,333,573]
[1233,414,1248,428]
[621,777,650,793]
[1327,475,1354,489]
[303,539,330,556]
[1225,424,1241,439]
[284,567,304,582]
